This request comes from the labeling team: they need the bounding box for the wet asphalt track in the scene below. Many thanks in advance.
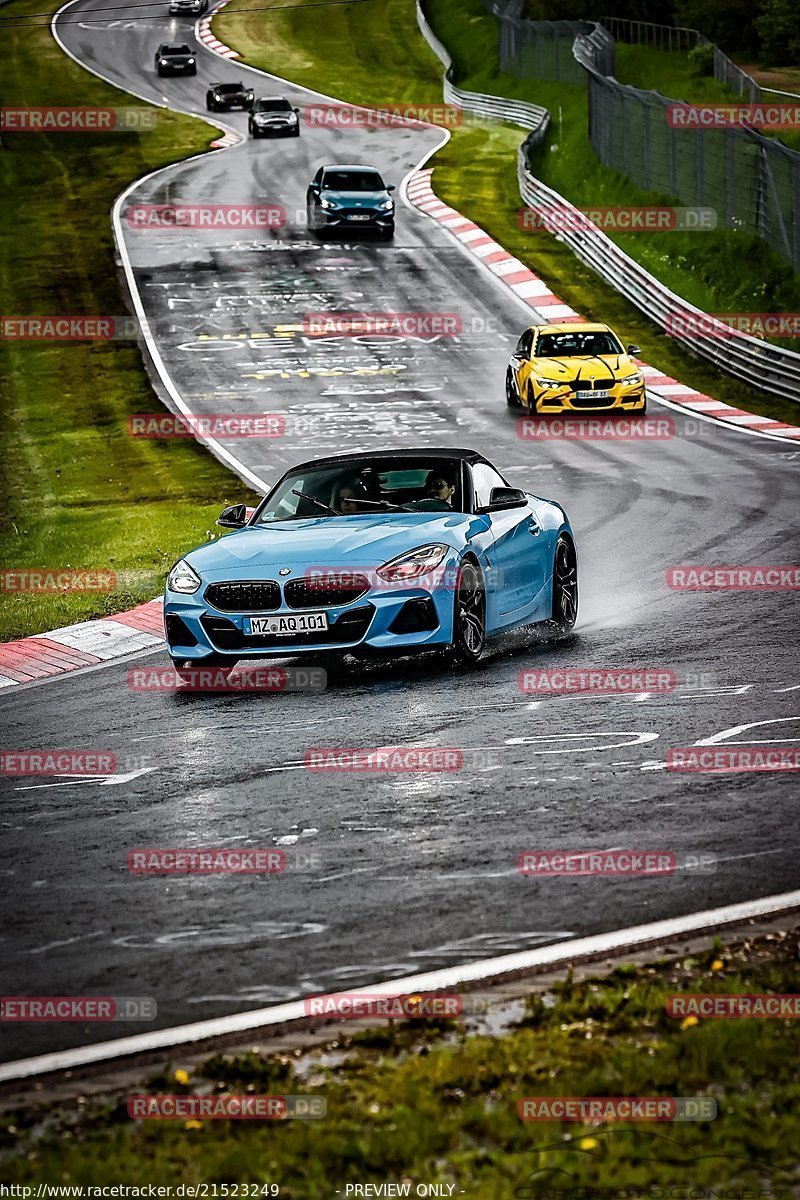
[1,0,799,1064]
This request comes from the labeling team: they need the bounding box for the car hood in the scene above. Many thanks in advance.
[531,353,636,380]
[182,513,473,579]
[322,190,390,207]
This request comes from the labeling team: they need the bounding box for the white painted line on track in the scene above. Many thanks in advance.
[2,888,799,1082]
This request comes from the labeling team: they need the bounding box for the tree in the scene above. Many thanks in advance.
[756,0,800,64]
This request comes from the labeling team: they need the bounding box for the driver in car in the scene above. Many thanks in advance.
[424,470,456,509]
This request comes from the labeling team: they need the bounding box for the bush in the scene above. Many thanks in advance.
[687,41,715,76]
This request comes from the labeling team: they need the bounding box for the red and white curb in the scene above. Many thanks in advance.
[196,2,244,148]
[406,168,800,443]
[0,599,164,688]
[197,0,239,60]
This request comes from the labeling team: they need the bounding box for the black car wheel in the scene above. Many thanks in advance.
[526,383,541,413]
[506,367,520,407]
[380,227,394,241]
[447,560,486,668]
[548,535,578,634]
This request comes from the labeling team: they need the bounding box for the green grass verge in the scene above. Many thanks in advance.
[613,45,800,151]
[0,0,259,643]
[3,930,799,1192]
[214,0,800,427]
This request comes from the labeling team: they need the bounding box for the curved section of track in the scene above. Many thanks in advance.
[1,0,798,1067]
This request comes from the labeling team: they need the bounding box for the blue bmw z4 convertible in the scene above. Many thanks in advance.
[164,448,578,672]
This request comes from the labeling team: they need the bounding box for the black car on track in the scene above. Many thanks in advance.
[155,43,197,75]
[206,81,255,112]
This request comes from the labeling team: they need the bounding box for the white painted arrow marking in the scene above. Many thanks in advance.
[15,767,156,791]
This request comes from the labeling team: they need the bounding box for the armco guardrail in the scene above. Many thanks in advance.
[416,0,550,145]
[417,0,800,405]
[516,153,800,405]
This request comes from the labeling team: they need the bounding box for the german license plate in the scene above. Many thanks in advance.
[348,213,371,221]
[245,612,329,636]
[576,389,610,400]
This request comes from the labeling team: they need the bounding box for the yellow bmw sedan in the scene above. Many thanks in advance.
[505,322,646,414]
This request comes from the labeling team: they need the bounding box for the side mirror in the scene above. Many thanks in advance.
[293,107,300,113]
[480,487,528,513]
[310,182,320,192]
[386,184,396,192]
[216,503,248,529]
[627,344,641,356]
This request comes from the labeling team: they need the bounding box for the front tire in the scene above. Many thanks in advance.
[446,560,486,668]
[548,535,578,635]
[506,367,520,408]
[526,384,541,413]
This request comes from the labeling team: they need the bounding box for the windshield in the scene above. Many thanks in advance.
[164,44,191,53]
[322,170,385,192]
[255,98,292,111]
[217,82,247,93]
[536,330,623,357]
[256,459,465,522]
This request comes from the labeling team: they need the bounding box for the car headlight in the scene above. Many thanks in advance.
[620,372,643,386]
[535,378,565,389]
[160,58,168,65]
[186,57,194,64]
[376,544,449,584]
[379,198,394,210]
[288,112,298,121]
[167,559,201,594]
[319,197,337,210]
